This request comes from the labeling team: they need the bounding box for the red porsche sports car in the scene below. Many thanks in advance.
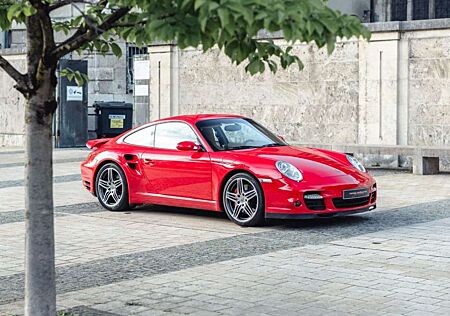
[81,114,377,226]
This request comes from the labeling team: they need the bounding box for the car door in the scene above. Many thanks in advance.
[141,121,213,202]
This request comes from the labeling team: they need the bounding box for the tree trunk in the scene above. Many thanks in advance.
[24,68,57,315]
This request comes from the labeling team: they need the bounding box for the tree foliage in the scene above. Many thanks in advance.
[0,0,370,89]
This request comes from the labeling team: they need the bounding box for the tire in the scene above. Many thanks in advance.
[222,172,265,227]
[95,163,131,212]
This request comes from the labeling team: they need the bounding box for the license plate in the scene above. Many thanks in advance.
[343,188,369,199]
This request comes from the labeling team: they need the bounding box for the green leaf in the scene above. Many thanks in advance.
[245,59,264,75]
[74,72,82,86]
[326,36,336,55]
[194,0,207,10]
[217,8,230,28]
[267,60,277,73]
[7,3,21,22]
[200,15,208,32]
[181,0,194,10]
[110,43,122,58]
[208,2,219,12]
[23,6,35,17]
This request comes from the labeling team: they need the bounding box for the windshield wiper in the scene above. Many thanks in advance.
[227,143,286,151]
[258,143,285,148]
[227,145,257,150]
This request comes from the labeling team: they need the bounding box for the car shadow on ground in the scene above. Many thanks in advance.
[130,203,371,229]
[125,198,450,234]
[266,215,370,229]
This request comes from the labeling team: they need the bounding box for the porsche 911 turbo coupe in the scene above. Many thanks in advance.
[81,114,377,226]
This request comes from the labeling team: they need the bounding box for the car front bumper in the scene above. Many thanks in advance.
[261,174,377,218]
[266,204,376,219]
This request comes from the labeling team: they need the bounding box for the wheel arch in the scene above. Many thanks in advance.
[92,159,126,197]
[218,169,265,212]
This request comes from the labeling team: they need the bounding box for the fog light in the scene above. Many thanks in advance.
[294,200,301,207]
[304,193,323,200]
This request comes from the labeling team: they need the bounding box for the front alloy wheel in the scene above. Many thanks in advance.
[95,163,130,211]
[223,173,265,226]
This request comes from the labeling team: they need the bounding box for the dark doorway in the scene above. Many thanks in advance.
[55,59,88,148]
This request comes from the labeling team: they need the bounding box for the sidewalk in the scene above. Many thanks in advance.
[0,148,450,315]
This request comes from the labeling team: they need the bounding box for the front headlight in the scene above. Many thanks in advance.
[275,161,303,182]
[346,155,366,172]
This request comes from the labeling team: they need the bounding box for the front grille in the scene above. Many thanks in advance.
[333,196,370,209]
[304,192,325,210]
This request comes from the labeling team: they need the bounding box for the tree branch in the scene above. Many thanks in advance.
[53,0,108,53]
[0,54,28,93]
[52,7,131,59]
[26,0,57,90]
[25,15,44,91]
[39,9,56,62]
[111,20,147,28]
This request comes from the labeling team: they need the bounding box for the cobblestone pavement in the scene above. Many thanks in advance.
[1,148,450,315]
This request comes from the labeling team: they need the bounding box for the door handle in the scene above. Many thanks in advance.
[143,158,154,165]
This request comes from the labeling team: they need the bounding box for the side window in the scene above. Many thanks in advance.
[123,125,155,147]
[154,122,198,150]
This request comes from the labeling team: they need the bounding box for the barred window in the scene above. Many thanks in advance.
[413,0,429,20]
[126,44,148,94]
[436,0,450,18]
[391,0,408,21]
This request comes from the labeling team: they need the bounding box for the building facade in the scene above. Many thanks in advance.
[1,0,450,168]
[146,18,450,169]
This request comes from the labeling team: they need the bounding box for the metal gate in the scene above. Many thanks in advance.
[55,59,88,148]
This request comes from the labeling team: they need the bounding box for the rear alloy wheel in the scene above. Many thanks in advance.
[223,173,265,227]
[95,163,130,211]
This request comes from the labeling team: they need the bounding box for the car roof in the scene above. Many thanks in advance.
[153,114,245,124]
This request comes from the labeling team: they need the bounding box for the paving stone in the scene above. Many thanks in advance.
[1,148,450,315]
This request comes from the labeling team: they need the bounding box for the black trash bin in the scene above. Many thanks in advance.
[94,101,133,138]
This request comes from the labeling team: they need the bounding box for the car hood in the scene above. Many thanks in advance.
[229,145,368,181]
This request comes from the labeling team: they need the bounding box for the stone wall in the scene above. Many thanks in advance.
[177,40,361,144]
[0,45,132,146]
[0,52,26,147]
[408,34,450,146]
[148,20,450,169]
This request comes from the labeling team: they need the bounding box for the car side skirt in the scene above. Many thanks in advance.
[134,192,221,211]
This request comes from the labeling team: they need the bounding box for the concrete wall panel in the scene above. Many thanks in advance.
[0,54,26,147]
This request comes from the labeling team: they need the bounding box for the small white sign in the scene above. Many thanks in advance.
[108,114,126,120]
[134,85,149,96]
[67,86,83,101]
[134,60,150,80]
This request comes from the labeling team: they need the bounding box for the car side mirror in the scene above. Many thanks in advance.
[176,141,200,151]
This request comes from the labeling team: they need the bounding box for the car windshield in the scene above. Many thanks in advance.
[196,118,287,151]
